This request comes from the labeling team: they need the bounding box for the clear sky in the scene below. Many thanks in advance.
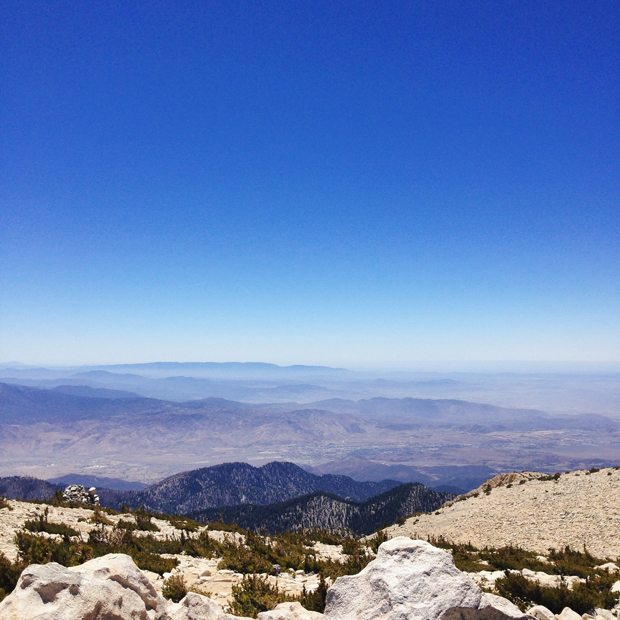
[1,1,618,366]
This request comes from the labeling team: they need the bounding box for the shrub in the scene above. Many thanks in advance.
[230,575,292,618]
[15,531,89,566]
[297,575,328,612]
[341,538,362,556]
[23,508,80,538]
[495,572,618,614]
[367,530,389,554]
[0,495,11,511]
[162,574,187,602]
[0,553,24,602]
[90,506,112,525]
[134,508,160,532]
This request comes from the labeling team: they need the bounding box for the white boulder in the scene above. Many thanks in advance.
[258,601,324,620]
[324,537,531,620]
[558,609,582,620]
[0,553,167,619]
[169,591,250,620]
[527,605,555,620]
[479,593,528,619]
[0,553,252,620]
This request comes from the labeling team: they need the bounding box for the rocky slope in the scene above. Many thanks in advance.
[0,538,531,620]
[385,467,620,559]
[192,484,454,535]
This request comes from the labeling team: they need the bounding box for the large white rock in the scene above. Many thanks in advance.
[168,591,250,620]
[258,601,324,620]
[0,553,254,620]
[324,537,531,620]
[558,608,582,620]
[527,605,555,620]
[0,553,168,619]
[479,593,528,619]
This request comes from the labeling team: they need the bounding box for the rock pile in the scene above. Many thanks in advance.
[62,484,99,506]
[0,537,534,620]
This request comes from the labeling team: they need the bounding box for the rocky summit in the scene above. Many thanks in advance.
[386,468,620,559]
[0,537,528,620]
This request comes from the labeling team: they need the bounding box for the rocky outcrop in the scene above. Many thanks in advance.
[0,553,166,619]
[323,537,529,620]
[387,468,620,558]
[0,553,250,620]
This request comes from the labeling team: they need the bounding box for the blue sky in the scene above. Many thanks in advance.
[1,0,618,366]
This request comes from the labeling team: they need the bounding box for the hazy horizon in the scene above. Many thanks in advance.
[3,359,620,374]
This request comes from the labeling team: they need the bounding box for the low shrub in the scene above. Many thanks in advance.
[367,530,389,554]
[134,509,160,532]
[23,508,80,538]
[296,574,328,612]
[162,574,187,602]
[90,506,113,525]
[495,572,618,614]
[0,553,24,602]
[230,575,292,618]
[116,519,138,531]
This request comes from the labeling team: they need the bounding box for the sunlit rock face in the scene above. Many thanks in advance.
[0,553,251,620]
[323,537,529,620]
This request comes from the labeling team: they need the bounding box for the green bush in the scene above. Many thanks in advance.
[367,530,389,554]
[23,508,80,538]
[162,574,187,602]
[15,531,90,566]
[341,538,362,556]
[135,509,160,532]
[90,506,113,525]
[0,553,24,602]
[296,575,328,613]
[116,519,138,531]
[495,572,618,614]
[230,575,292,618]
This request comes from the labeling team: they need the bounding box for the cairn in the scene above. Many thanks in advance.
[62,484,100,506]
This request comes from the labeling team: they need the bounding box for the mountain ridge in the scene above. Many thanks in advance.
[105,461,404,514]
[190,483,454,535]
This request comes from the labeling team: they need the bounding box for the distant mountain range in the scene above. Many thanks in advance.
[0,461,402,512]
[0,476,61,501]
[100,461,403,513]
[47,474,148,492]
[304,458,497,493]
[2,382,618,483]
[190,483,454,535]
[0,462,453,535]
